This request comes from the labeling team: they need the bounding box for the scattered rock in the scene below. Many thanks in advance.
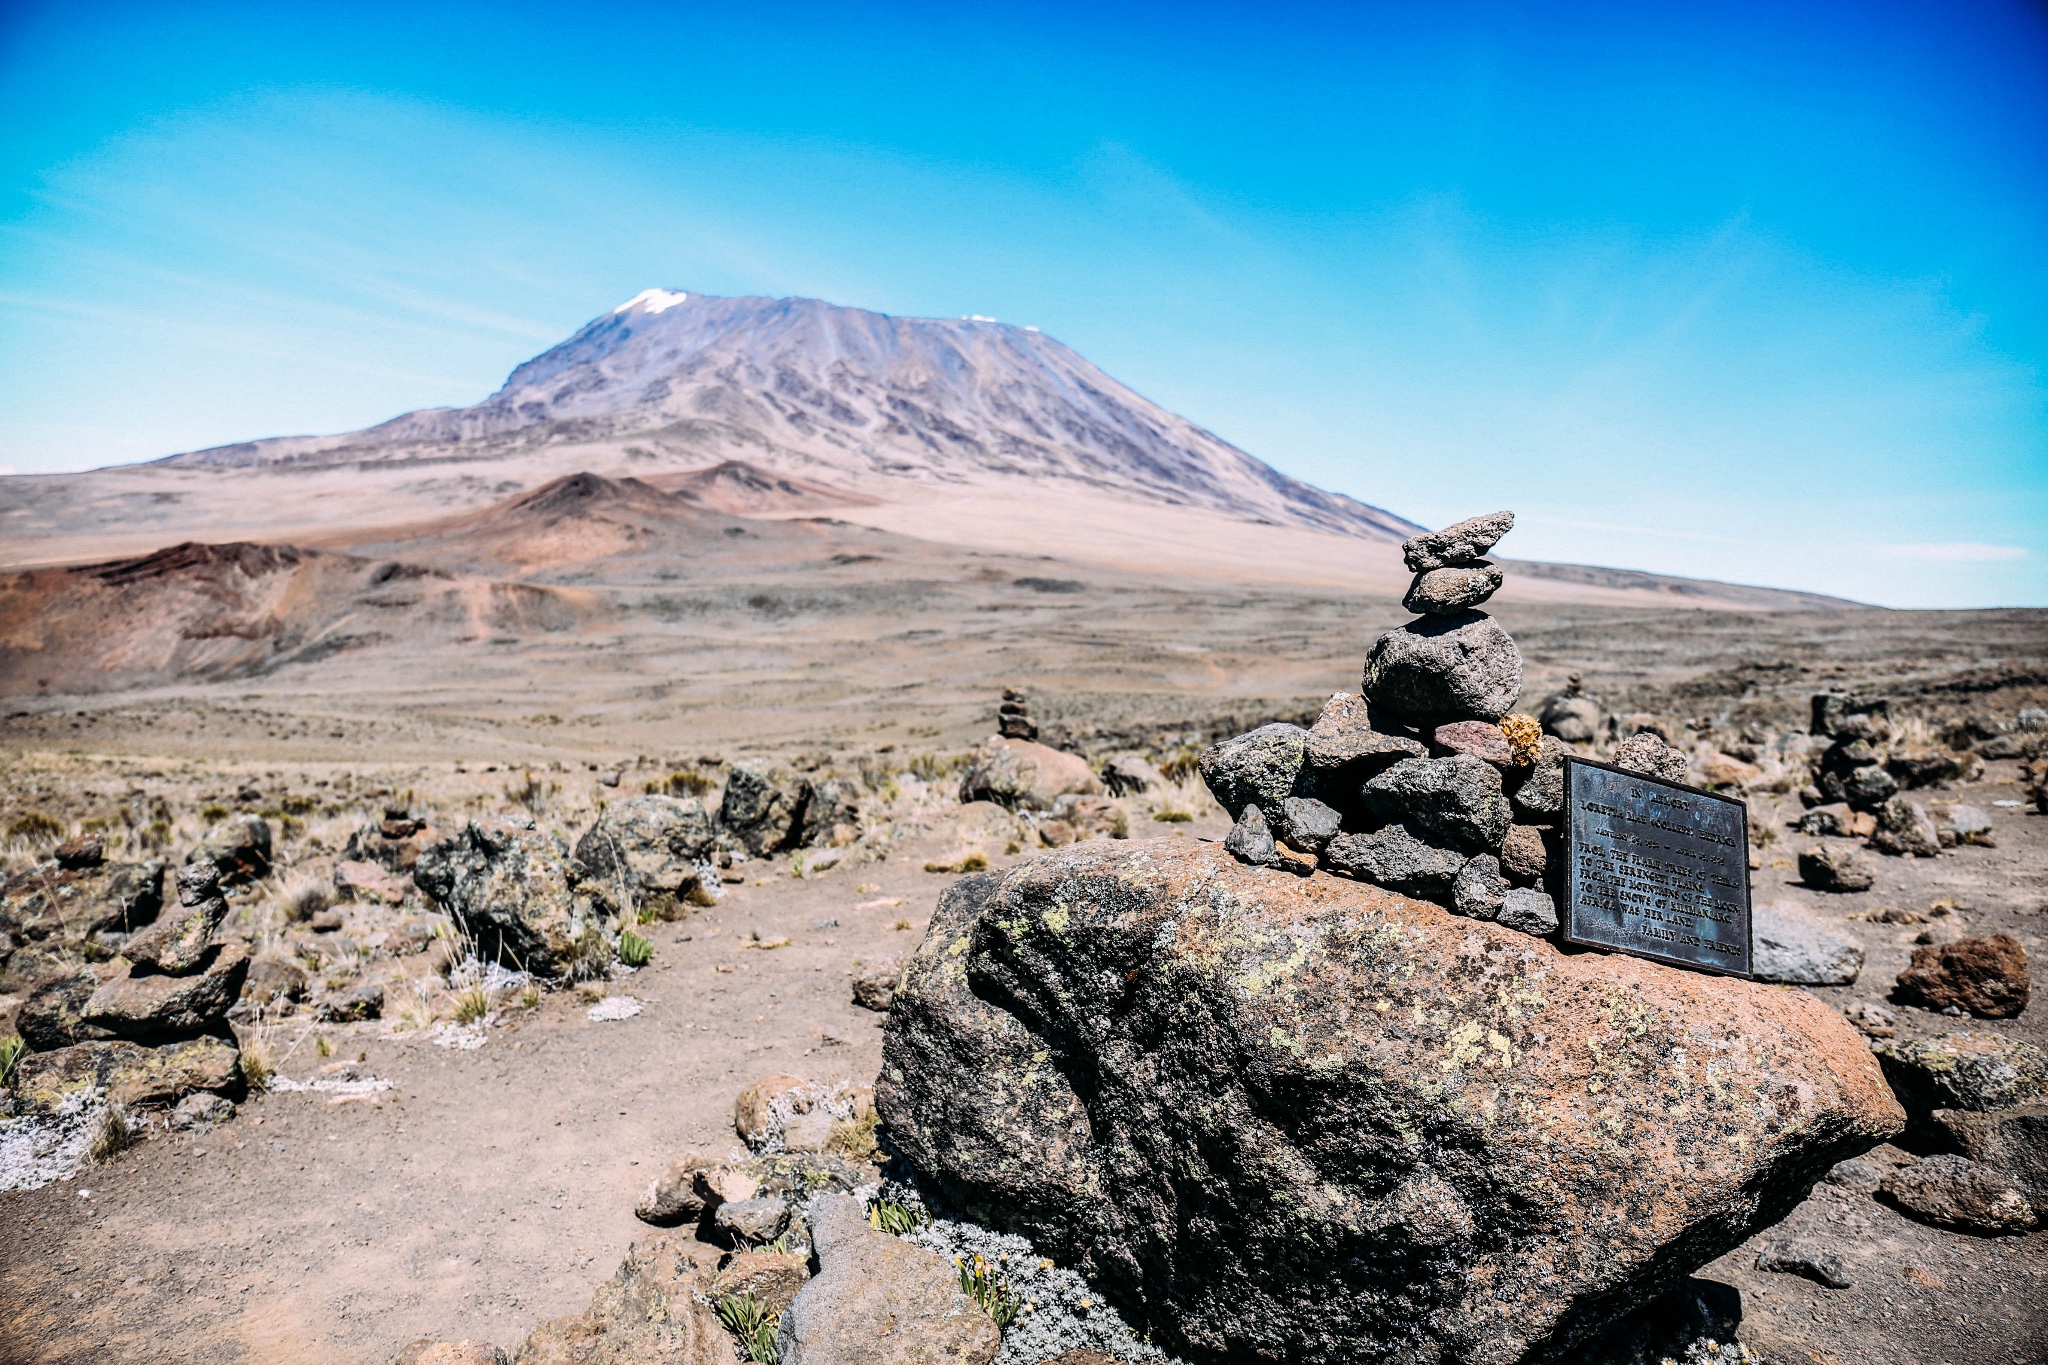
[1612,732,1690,785]
[1496,886,1558,937]
[1323,823,1466,898]
[334,859,408,905]
[1696,750,1762,789]
[53,833,103,870]
[123,861,228,976]
[1940,803,1995,846]
[720,763,813,856]
[1451,853,1506,920]
[317,983,386,1023]
[957,738,1102,813]
[1891,933,2029,1018]
[572,796,717,918]
[1796,803,1863,837]
[1798,845,1875,893]
[413,818,600,976]
[1272,795,1342,855]
[776,1194,1000,1365]
[1842,1001,1895,1038]
[514,1234,728,1365]
[1933,1103,2048,1203]
[780,1108,837,1154]
[1050,794,1127,841]
[713,1196,791,1245]
[1198,724,1308,819]
[1098,753,1164,796]
[1878,1154,2036,1235]
[852,958,903,1012]
[187,813,272,885]
[1301,693,1427,795]
[1224,804,1280,867]
[1401,510,1514,572]
[240,953,308,1006]
[1537,675,1603,744]
[1869,795,1942,858]
[1402,563,1503,616]
[0,859,165,943]
[1360,611,1523,726]
[1822,1157,1882,1192]
[1751,901,1864,986]
[1877,1032,2048,1144]
[1360,755,1511,853]
[169,1091,236,1131]
[735,1074,812,1149]
[1886,748,1969,788]
[1752,1239,1852,1289]
[634,1150,721,1226]
[878,842,1903,1364]
[710,1249,812,1317]
[83,943,250,1043]
[1497,825,1549,886]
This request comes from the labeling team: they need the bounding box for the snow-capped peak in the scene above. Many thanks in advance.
[615,288,690,315]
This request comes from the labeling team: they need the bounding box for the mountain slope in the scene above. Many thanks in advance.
[159,290,1421,541]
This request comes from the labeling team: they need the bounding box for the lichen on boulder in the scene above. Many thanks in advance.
[878,841,1903,1365]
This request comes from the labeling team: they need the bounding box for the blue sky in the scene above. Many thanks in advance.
[1,0,2044,607]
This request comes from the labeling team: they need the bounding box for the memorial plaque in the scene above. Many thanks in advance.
[1561,757,1752,977]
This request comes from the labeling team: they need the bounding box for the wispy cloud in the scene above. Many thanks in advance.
[1894,543,2029,562]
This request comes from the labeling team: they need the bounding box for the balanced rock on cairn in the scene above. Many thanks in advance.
[1200,510,1693,941]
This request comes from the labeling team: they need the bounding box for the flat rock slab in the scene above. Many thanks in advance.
[778,1195,999,1365]
[879,840,1903,1365]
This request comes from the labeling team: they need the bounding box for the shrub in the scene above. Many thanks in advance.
[199,805,230,823]
[715,1293,780,1363]
[452,985,492,1025]
[618,928,652,968]
[89,1104,141,1162]
[239,1036,275,1091]
[5,812,64,845]
[280,873,334,922]
[665,769,715,797]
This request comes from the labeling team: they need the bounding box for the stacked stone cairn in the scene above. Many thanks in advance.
[8,859,245,1117]
[996,687,1037,741]
[1202,509,1692,940]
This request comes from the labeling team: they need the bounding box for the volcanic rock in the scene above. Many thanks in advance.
[53,833,103,870]
[1403,563,1503,616]
[1272,796,1342,856]
[123,861,228,976]
[776,1194,1000,1365]
[719,762,813,856]
[1752,1240,1852,1289]
[1361,612,1522,726]
[958,738,1102,813]
[878,843,1902,1365]
[16,970,107,1050]
[515,1233,729,1365]
[803,779,862,847]
[1752,901,1864,986]
[240,952,307,1006]
[1323,823,1466,899]
[1100,753,1165,796]
[998,687,1038,742]
[1610,732,1689,785]
[1537,676,1602,744]
[0,860,162,942]
[1506,736,1568,823]
[187,813,272,885]
[1798,845,1875,893]
[1941,803,1995,845]
[1451,853,1507,920]
[1302,693,1427,796]
[711,1250,812,1318]
[1401,510,1515,572]
[83,943,249,1042]
[1360,755,1511,853]
[852,958,904,1012]
[1878,1155,2036,1235]
[1496,887,1559,937]
[1869,795,1942,858]
[11,1034,239,1112]
[1877,1032,2048,1145]
[1224,805,1281,867]
[713,1197,791,1244]
[1891,933,2029,1018]
[634,1150,722,1226]
[170,1091,236,1131]
[1933,1103,2048,1203]
[1497,825,1549,886]
[1198,724,1308,819]
[413,818,600,976]
[1836,763,1899,811]
[1432,720,1520,769]
[318,983,386,1023]
[334,859,408,905]
[1886,748,1967,788]
[572,795,717,919]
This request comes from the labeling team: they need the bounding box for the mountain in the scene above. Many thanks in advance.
[159,290,1422,542]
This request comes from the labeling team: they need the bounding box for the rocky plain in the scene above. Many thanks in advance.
[2,296,2047,1364]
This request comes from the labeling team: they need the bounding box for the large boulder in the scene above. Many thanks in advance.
[186,813,272,885]
[879,843,1902,1365]
[572,796,716,919]
[957,738,1101,813]
[413,818,602,976]
[1361,612,1523,726]
[1876,1031,2048,1147]
[720,763,814,855]
[777,1195,1000,1365]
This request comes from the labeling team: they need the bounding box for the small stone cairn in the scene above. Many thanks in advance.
[997,687,1038,741]
[1200,509,1691,939]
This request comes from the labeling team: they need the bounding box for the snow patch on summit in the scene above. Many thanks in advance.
[615,288,690,315]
